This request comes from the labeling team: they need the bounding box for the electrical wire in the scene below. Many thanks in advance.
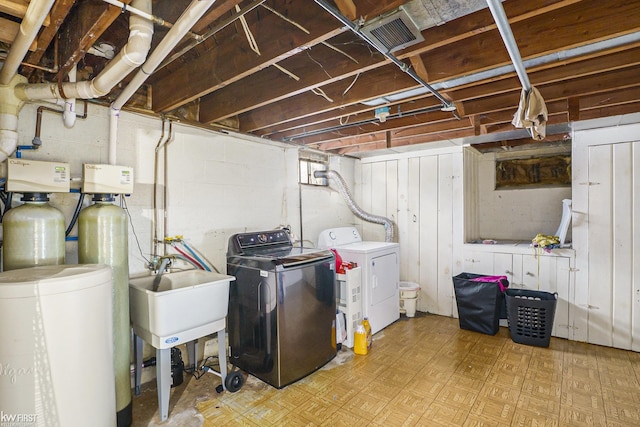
[121,196,151,264]
[1,192,13,222]
[183,355,220,380]
[65,193,85,236]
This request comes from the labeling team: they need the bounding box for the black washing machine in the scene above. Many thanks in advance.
[226,230,336,388]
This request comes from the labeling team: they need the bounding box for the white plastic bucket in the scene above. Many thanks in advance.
[399,281,420,317]
[399,281,420,298]
[400,297,418,317]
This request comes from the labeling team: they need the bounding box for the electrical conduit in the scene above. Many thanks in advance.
[314,170,394,242]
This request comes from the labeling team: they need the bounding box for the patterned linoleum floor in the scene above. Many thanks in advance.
[132,314,640,426]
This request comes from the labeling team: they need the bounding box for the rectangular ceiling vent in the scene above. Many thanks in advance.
[360,8,425,53]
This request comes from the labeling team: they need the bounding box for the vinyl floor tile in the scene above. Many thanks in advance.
[131,314,640,426]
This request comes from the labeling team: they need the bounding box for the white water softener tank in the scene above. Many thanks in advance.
[0,264,116,426]
[2,193,65,271]
[78,195,131,426]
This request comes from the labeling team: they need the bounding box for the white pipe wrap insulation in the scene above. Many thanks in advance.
[111,0,216,110]
[315,170,395,243]
[0,75,27,162]
[0,0,56,85]
[63,65,77,128]
[14,0,153,101]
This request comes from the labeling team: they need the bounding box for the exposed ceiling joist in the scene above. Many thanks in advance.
[3,0,640,156]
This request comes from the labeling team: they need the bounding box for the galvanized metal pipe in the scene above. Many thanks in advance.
[486,0,531,91]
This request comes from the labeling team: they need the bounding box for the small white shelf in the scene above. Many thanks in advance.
[336,267,362,348]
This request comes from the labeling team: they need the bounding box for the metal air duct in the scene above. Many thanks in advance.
[314,170,394,242]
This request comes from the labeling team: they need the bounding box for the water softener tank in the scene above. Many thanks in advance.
[0,264,116,426]
[78,194,131,426]
[2,193,65,271]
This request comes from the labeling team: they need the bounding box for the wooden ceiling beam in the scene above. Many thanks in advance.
[310,117,471,149]
[579,101,640,121]
[579,85,640,110]
[236,7,640,137]
[394,0,582,58]
[293,110,458,145]
[238,64,416,132]
[152,5,345,112]
[334,0,357,20]
[198,34,383,123]
[192,0,244,33]
[409,55,429,82]
[461,65,640,117]
[56,0,131,79]
[411,0,640,84]
[0,0,28,17]
[449,45,640,103]
[214,1,596,133]
[264,96,443,139]
[264,60,640,149]
[24,0,75,77]
[306,105,569,148]
[154,0,407,113]
[0,17,21,47]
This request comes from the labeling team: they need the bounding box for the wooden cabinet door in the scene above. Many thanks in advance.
[494,252,514,283]
[463,251,494,275]
[574,138,640,350]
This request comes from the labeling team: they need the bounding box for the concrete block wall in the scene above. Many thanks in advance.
[9,102,356,274]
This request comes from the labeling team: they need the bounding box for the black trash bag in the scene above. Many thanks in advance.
[452,273,508,335]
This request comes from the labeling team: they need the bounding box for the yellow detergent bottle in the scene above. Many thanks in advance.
[354,324,368,355]
[362,317,372,350]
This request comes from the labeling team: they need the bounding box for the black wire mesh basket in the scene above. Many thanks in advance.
[505,289,557,347]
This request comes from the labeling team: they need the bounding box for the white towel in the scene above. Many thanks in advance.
[512,86,548,140]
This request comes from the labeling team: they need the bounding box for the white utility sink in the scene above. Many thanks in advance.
[129,269,237,422]
[129,269,235,349]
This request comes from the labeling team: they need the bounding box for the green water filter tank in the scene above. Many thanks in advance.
[78,195,132,426]
[2,193,65,271]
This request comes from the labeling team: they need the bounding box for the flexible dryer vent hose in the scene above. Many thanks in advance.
[315,170,394,242]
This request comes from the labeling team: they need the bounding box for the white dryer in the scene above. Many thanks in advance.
[318,227,399,334]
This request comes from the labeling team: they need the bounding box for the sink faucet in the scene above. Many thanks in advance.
[152,257,172,291]
[150,254,204,291]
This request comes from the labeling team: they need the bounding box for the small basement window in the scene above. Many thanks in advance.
[299,152,328,186]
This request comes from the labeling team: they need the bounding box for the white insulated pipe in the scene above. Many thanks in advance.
[108,0,216,164]
[1,0,151,162]
[112,0,216,110]
[0,75,27,162]
[15,0,153,102]
[0,0,55,85]
[103,0,158,24]
[486,0,531,92]
[62,65,77,128]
